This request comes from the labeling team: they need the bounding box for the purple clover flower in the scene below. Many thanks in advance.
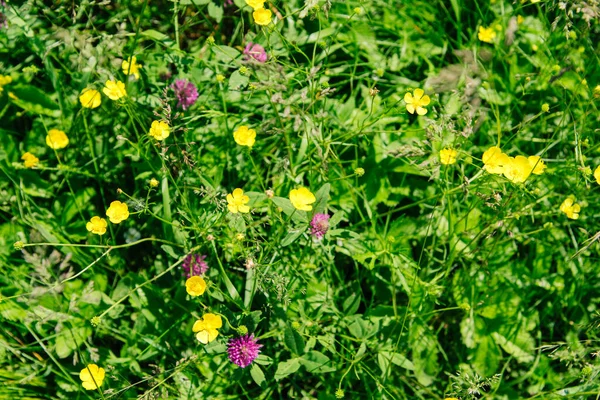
[182,254,208,278]
[171,79,199,110]
[310,213,330,240]
[227,334,262,368]
[243,42,268,63]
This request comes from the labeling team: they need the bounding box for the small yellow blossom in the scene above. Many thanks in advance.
[236,233,245,241]
[541,103,550,112]
[503,155,531,183]
[478,26,496,43]
[106,201,129,224]
[21,152,39,168]
[79,88,102,109]
[185,276,207,297]
[122,56,142,80]
[560,197,580,220]
[593,85,600,98]
[148,120,170,141]
[227,188,250,213]
[482,146,510,175]
[102,80,127,100]
[192,313,223,344]
[439,148,458,165]
[79,364,105,390]
[46,129,69,149]
[0,75,12,86]
[86,216,108,235]
[528,156,546,175]
[517,15,524,24]
[404,88,430,115]
[253,8,272,25]
[149,178,159,188]
[245,0,264,10]
[594,166,600,184]
[289,187,316,211]
[233,125,256,147]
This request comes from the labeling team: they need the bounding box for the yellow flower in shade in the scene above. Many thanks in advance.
[21,152,39,168]
[192,313,223,344]
[245,0,264,10]
[528,156,546,175]
[503,155,531,183]
[253,8,272,25]
[122,56,141,80]
[79,364,105,390]
[106,201,129,224]
[560,197,580,220]
[439,148,458,165]
[233,125,256,147]
[79,88,102,109]
[0,75,12,86]
[185,276,207,297]
[289,187,316,211]
[46,129,69,149]
[227,188,250,214]
[102,80,127,100]
[594,166,600,184]
[478,26,496,43]
[404,88,430,115]
[149,178,159,188]
[149,120,170,141]
[86,216,108,235]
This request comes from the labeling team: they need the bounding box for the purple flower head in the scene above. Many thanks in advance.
[310,213,330,240]
[243,42,268,63]
[182,254,208,278]
[227,334,262,368]
[171,79,199,110]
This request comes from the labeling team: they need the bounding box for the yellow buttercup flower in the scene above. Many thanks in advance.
[478,26,496,43]
[148,120,170,141]
[0,75,12,86]
[289,187,316,211]
[79,364,105,390]
[233,125,256,147]
[106,201,129,224]
[192,313,223,344]
[122,56,141,80]
[404,88,430,115]
[21,152,39,168]
[253,8,272,25]
[503,155,531,183]
[439,148,458,165]
[245,0,265,10]
[527,156,546,175]
[482,146,510,175]
[86,216,108,235]
[46,129,69,149]
[149,178,159,188]
[594,166,600,184]
[79,88,102,109]
[185,276,207,297]
[227,188,250,214]
[102,80,127,100]
[560,197,580,220]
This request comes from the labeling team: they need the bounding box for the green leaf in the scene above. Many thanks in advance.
[228,70,249,91]
[274,358,301,381]
[141,29,170,42]
[271,197,307,223]
[250,364,266,387]
[342,293,361,315]
[378,351,414,371]
[281,228,305,247]
[313,183,330,214]
[9,85,61,117]
[212,45,240,63]
[472,335,501,376]
[284,324,305,355]
[299,351,336,373]
[207,2,223,23]
[161,245,178,259]
[55,326,91,358]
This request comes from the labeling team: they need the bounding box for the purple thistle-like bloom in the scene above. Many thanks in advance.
[171,79,199,110]
[227,334,262,368]
[182,254,208,278]
[310,213,330,240]
[243,42,268,63]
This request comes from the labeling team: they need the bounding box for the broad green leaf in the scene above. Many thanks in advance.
[274,358,301,381]
[250,364,266,387]
[207,2,223,23]
[378,351,414,371]
[299,351,336,373]
[9,85,60,117]
[313,183,330,214]
[281,228,304,247]
[284,324,305,355]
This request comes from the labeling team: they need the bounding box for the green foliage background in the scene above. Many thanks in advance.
[1,0,600,398]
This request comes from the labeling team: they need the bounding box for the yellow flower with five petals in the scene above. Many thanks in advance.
[404,88,430,115]
[192,313,222,344]
[227,188,250,213]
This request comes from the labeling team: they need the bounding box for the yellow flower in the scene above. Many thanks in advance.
[594,166,600,184]
[245,0,264,10]
[79,88,102,109]
[216,74,226,83]
[503,155,531,183]
[227,188,250,214]
[0,75,12,86]
[192,313,223,344]
[122,56,142,80]
[560,197,580,220]
[21,152,39,168]
[46,129,69,149]
[148,120,170,141]
[86,216,108,235]
[185,276,207,297]
[149,178,159,188]
[233,125,256,147]
[289,187,316,211]
[478,26,496,43]
[528,156,546,175]
[102,80,127,100]
[517,15,524,24]
[79,364,105,390]
[404,88,430,115]
[106,201,129,224]
[482,146,510,175]
[253,8,272,25]
[439,148,458,165]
